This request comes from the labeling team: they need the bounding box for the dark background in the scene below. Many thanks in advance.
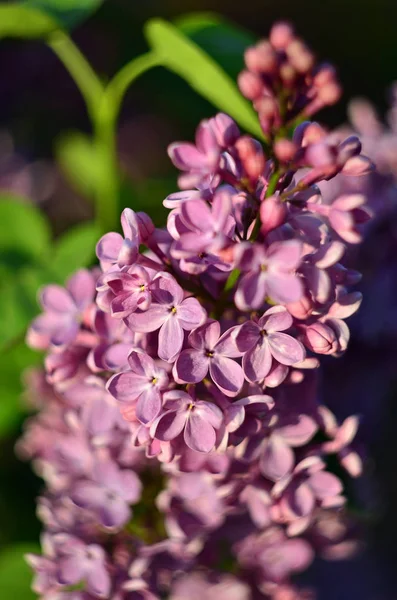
[1,1,397,598]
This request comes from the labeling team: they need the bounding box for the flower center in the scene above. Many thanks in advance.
[170,306,177,314]
[151,377,158,385]
[139,284,146,291]
[205,349,214,358]
[260,263,268,272]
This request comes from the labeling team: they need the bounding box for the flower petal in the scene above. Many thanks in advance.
[268,332,305,365]
[158,316,184,362]
[184,413,216,452]
[210,355,244,397]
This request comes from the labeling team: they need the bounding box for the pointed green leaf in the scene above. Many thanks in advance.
[0,4,58,39]
[175,12,256,80]
[145,18,262,138]
[23,0,104,30]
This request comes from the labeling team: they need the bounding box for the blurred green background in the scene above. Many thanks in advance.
[1,0,397,597]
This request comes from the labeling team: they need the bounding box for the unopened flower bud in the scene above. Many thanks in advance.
[238,70,264,100]
[235,136,266,182]
[269,22,294,50]
[260,195,287,235]
[287,294,314,320]
[245,42,277,73]
[302,322,339,354]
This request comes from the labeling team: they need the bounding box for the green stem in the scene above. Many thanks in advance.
[47,30,104,120]
[92,52,161,234]
[104,52,161,118]
[47,36,161,234]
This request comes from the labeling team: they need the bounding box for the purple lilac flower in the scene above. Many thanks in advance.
[150,390,223,453]
[235,306,305,382]
[71,457,142,529]
[174,320,244,396]
[27,269,95,350]
[126,272,206,362]
[235,240,303,310]
[20,20,375,600]
[107,350,168,424]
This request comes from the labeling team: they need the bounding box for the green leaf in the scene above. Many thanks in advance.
[144,18,263,139]
[0,196,51,272]
[0,341,41,437]
[51,221,98,278]
[0,4,58,39]
[175,12,256,80]
[56,131,101,199]
[23,0,104,30]
[0,543,40,599]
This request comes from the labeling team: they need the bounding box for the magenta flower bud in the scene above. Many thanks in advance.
[237,70,264,100]
[135,211,154,242]
[317,81,342,105]
[245,42,277,73]
[286,40,315,73]
[302,322,339,354]
[287,294,314,320]
[269,21,294,50]
[313,63,338,86]
[274,139,297,162]
[260,195,287,235]
[209,113,240,148]
[235,136,266,182]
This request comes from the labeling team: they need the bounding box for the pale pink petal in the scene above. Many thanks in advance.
[260,435,294,481]
[260,305,293,333]
[158,316,184,362]
[174,349,209,383]
[210,355,244,396]
[184,413,216,452]
[243,338,272,382]
[268,332,305,365]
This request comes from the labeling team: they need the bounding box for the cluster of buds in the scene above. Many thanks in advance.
[238,22,341,136]
[20,22,372,599]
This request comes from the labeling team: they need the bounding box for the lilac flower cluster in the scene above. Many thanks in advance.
[20,22,372,599]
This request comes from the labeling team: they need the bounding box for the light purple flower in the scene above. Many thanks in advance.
[150,390,223,453]
[71,457,142,529]
[174,320,244,396]
[99,265,153,318]
[272,456,345,535]
[235,240,303,310]
[125,272,206,362]
[51,534,111,597]
[96,208,154,271]
[235,306,305,382]
[27,269,95,350]
[63,376,124,435]
[107,350,168,425]
[168,119,220,189]
[171,189,236,273]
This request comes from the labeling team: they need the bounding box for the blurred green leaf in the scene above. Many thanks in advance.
[145,18,263,139]
[23,0,104,31]
[0,543,39,599]
[56,131,101,199]
[0,4,57,39]
[0,197,51,272]
[0,342,41,437]
[51,221,98,278]
[175,12,256,80]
